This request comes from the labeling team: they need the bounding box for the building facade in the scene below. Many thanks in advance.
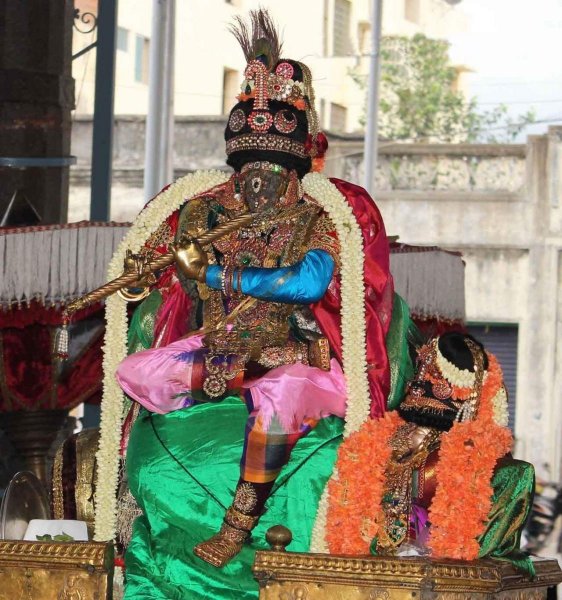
[72,0,467,132]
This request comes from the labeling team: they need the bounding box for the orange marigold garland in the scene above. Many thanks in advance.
[326,352,513,559]
[326,410,402,554]
[427,353,512,559]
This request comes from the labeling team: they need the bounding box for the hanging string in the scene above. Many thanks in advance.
[150,414,228,511]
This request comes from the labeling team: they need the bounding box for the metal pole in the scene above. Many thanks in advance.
[90,0,118,221]
[160,0,175,188]
[144,0,176,202]
[363,0,383,196]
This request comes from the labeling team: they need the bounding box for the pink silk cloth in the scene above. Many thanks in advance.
[116,335,347,432]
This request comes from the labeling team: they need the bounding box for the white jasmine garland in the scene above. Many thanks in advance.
[303,172,370,437]
[309,481,330,552]
[303,173,371,553]
[94,170,229,541]
[491,385,509,427]
[435,347,476,388]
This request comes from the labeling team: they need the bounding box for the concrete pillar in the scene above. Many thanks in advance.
[518,130,562,482]
[0,0,75,224]
[545,127,562,483]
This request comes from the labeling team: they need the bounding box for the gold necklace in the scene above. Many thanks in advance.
[376,425,441,553]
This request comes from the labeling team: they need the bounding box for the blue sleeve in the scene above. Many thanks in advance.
[205,249,335,304]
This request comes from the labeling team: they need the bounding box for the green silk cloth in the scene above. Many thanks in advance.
[128,290,162,353]
[478,456,536,577]
[124,401,343,599]
[386,293,417,409]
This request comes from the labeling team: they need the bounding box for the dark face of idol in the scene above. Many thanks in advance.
[239,167,289,212]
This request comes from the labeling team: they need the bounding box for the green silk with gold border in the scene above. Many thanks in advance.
[128,290,162,353]
[478,456,536,577]
[124,402,343,599]
[386,293,416,410]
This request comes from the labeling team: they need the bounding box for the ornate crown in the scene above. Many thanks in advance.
[224,9,326,177]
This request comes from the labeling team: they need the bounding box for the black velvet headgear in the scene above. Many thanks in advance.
[398,332,488,431]
[224,10,325,178]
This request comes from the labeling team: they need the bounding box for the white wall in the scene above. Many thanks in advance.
[72,0,468,132]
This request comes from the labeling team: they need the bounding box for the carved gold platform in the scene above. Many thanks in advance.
[253,529,562,600]
[253,552,561,599]
[0,540,113,599]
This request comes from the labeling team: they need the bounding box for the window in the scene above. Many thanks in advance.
[357,21,371,55]
[467,324,519,430]
[330,102,347,132]
[117,27,129,52]
[333,0,352,56]
[222,68,239,115]
[135,35,150,84]
[404,0,421,24]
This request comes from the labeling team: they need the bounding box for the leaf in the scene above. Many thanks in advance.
[53,532,75,542]
[349,33,536,142]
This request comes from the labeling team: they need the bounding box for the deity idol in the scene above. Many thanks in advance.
[104,9,394,580]
[325,332,535,575]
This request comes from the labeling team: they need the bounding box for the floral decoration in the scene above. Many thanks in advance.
[436,347,476,388]
[304,172,371,553]
[491,386,509,427]
[93,170,230,542]
[302,172,370,437]
[322,351,513,559]
[325,411,403,554]
[427,354,512,559]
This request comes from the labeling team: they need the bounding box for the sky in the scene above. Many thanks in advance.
[448,0,562,139]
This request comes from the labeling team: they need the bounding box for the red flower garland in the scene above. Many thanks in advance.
[326,410,402,554]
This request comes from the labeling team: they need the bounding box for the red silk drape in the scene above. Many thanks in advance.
[311,178,394,419]
[0,303,103,412]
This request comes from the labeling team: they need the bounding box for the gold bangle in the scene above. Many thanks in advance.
[236,267,244,294]
[117,286,150,303]
[228,267,235,296]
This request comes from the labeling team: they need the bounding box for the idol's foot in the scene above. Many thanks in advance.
[193,523,247,567]
[193,507,258,568]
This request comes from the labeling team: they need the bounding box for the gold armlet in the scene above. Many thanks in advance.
[308,337,331,371]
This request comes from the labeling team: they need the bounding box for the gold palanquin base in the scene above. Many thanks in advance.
[253,552,562,600]
[0,540,113,599]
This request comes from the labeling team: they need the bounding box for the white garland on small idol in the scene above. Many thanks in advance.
[491,385,509,427]
[303,172,370,437]
[435,347,476,388]
[93,170,229,542]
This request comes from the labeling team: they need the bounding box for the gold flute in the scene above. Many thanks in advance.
[61,202,315,322]
[62,212,256,322]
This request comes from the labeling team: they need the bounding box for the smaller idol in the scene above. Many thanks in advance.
[326,332,535,575]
